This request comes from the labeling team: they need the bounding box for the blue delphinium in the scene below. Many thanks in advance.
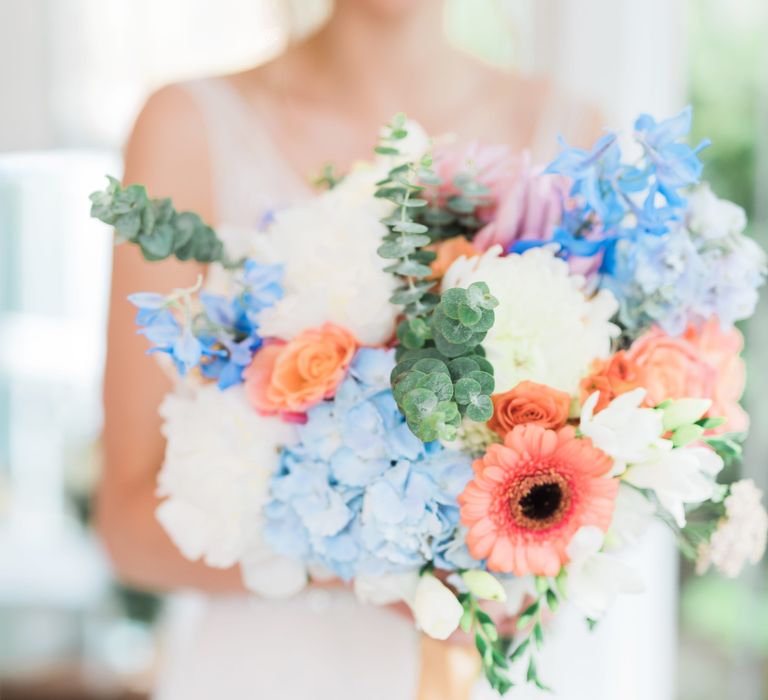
[263,347,474,580]
[128,260,283,386]
[515,107,710,276]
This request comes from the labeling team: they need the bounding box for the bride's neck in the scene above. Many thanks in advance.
[284,1,471,113]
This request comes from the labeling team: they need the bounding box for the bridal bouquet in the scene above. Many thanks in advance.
[91,108,767,693]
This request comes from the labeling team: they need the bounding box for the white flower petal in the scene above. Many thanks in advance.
[579,388,662,475]
[252,178,399,345]
[411,574,464,640]
[157,384,303,585]
[354,570,420,607]
[444,246,618,394]
[565,526,645,619]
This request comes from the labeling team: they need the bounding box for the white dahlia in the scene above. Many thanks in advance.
[442,246,619,394]
[250,175,398,345]
[156,383,307,596]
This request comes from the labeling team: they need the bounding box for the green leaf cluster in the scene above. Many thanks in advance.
[507,576,562,693]
[90,176,233,266]
[458,591,514,695]
[421,170,493,243]
[375,114,440,321]
[391,283,498,441]
[373,115,499,442]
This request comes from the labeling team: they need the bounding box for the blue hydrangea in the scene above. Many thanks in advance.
[604,223,765,336]
[603,229,704,335]
[128,260,283,386]
[263,348,474,579]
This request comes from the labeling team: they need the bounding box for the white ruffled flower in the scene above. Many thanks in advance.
[251,177,398,345]
[622,441,724,527]
[412,574,464,640]
[687,183,748,241]
[156,383,307,597]
[580,389,664,476]
[443,246,619,394]
[696,479,768,578]
[565,526,645,619]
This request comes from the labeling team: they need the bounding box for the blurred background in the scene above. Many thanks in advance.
[0,0,766,698]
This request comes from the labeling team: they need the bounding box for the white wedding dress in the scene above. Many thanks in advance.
[153,77,677,700]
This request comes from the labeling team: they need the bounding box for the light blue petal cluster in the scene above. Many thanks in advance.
[263,348,474,579]
[128,260,283,386]
[605,224,766,335]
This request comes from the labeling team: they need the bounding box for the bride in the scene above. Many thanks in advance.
[97,0,675,697]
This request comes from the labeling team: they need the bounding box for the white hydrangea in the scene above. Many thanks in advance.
[687,183,748,241]
[156,383,307,597]
[696,479,768,578]
[442,245,619,394]
[249,120,430,346]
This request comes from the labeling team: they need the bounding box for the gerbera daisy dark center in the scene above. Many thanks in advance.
[509,472,571,531]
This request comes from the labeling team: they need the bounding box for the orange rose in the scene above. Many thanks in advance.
[243,324,357,415]
[579,351,647,413]
[427,237,478,280]
[626,327,717,407]
[488,381,571,437]
[683,318,748,433]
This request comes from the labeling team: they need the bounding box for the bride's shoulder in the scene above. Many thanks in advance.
[125,81,215,217]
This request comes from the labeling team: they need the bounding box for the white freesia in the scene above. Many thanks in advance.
[354,570,420,606]
[696,479,768,578]
[623,441,724,527]
[251,176,398,345]
[443,246,618,394]
[661,398,712,432]
[565,526,645,619]
[156,383,307,596]
[605,484,657,549]
[412,574,464,640]
[580,389,663,476]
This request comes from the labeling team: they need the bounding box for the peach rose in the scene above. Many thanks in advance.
[427,237,478,280]
[488,380,571,437]
[243,324,357,416]
[683,318,749,433]
[626,327,717,407]
[579,351,647,413]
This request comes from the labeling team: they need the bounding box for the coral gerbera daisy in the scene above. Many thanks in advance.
[459,424,619,576]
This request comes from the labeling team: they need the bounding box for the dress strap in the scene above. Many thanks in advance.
[177,77,310,233]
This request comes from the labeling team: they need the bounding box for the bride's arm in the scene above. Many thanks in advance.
[96,86,244,592]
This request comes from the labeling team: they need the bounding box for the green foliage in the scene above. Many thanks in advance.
[507,577,559,692]
[458,591,514,695]
[391,283,497,441]
[312,163,341,191]
[90,176,237,267]
[705,432,746,469]
[374,116,498,441]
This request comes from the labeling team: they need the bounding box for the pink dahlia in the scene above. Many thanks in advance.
[459,424,618,576]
